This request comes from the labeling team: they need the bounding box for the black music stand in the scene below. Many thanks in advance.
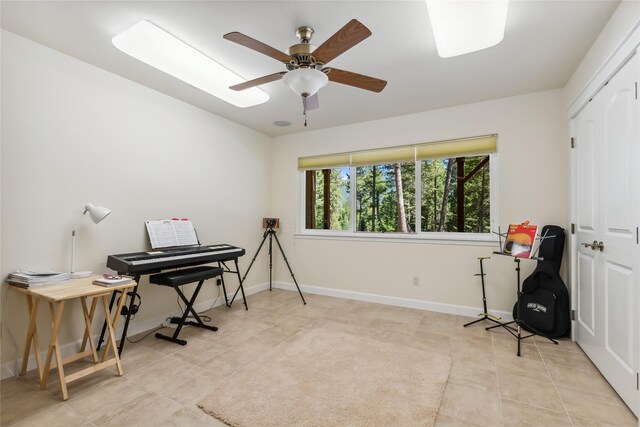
[485,227,559,356]
[230,220,306,306]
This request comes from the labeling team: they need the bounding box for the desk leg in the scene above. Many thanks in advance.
[41,301,68,400]
[80,297,99,363]
[21,296,42,379]
[101,295,124,376]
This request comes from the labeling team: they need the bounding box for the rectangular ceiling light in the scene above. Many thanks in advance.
[112,20,269,108]
[426,0,509,58]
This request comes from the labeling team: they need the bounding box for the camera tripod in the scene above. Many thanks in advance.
[229,224,306,306]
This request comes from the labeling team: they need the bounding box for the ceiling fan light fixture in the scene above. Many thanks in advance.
[426,0,509,58]
[112,20,269,108]
[282,68,329,97]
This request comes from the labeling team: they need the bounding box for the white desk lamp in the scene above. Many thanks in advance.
[70,203,111,278]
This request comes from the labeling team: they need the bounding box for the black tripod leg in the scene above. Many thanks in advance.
[268,231,273,291]
[271,231,306,304]
[230,231,268,306]
[233,258,248,310]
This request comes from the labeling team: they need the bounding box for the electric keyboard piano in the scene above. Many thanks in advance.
[100,244,247,355]
[107,244,245,275]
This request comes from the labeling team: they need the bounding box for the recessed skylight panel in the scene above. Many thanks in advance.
[112,20,269,108]
[427,0,509,58]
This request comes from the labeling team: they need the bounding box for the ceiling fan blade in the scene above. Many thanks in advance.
[229,72,286,91]
[312,19,372,65]
[326,68,387,93]
[304,93,320,111]
[223,32,292,63]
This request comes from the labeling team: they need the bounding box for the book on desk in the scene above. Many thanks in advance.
[6,270,70,288]
[93,276,134,287]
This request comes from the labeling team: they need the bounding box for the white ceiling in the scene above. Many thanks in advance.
[1,1,619,137]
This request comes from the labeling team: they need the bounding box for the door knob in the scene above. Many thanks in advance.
[580,240,604,251]
[581,241,596,250]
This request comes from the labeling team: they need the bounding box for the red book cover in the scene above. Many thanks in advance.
[503,223,538,258]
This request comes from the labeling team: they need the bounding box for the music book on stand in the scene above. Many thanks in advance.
[145,219,198,249]
[503,223,538,258]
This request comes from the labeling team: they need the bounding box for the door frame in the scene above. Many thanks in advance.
[568,21,640,341]
[568,20,640,416]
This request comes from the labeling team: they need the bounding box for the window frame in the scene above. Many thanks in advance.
[297,138,500,244]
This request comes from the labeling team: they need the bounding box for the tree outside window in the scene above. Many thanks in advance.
[421,155,490,233]
[305,168,350,230]
[301,135,495,236]
[355,162,415,232]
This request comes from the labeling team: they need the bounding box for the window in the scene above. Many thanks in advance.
[304,168,350,230]
[356,162,415,232]
[420,155,490,233]
[299,135,496,238]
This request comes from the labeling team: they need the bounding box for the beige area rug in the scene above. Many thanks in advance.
[198,327,452,427]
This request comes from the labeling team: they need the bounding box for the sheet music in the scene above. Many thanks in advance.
[145,220,199,249]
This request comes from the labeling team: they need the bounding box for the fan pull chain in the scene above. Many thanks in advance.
[302,95,308,127]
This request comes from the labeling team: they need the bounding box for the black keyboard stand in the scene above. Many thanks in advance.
[218,259,248,310]
[151,266,222,346]
[97,274,142,356]
[98,244,247,355]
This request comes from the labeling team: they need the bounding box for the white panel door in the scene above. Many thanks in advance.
[575,97,598,347]
[575,52,639,416]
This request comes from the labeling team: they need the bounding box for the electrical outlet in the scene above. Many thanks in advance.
[412,276,420,286]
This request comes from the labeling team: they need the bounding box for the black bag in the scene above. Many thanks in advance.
[512,225,570,338]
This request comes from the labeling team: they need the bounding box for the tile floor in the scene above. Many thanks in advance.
[1,289,637,426]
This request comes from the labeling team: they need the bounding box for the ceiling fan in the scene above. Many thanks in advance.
[224,19,387,125]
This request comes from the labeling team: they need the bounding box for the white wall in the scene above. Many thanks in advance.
[0,31,272,372]
[271,89,569,314]
[564,0,640,109]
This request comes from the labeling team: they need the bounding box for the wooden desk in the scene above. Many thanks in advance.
[12,275,136,400]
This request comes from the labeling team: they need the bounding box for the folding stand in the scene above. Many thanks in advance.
[486,255,559,356]
[463,257,503,328]
[149,266,223,346]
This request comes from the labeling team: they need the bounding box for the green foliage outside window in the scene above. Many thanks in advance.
[421,155,490,233]
[355,163,415,232]
[304,154,490,234]
[309,169,350,230]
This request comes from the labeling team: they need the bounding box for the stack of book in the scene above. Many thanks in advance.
[6,270,71,288]
[92,276,133,287]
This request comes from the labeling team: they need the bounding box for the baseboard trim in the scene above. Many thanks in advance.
[0,282,269,381]
[272,281,513,322]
